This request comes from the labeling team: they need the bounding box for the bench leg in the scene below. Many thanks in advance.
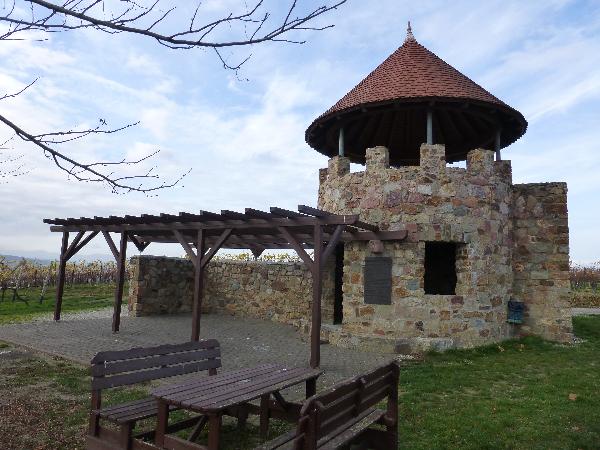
[362,429,394,450]
[306,378,317,398]
[260,394,271,439]
[207,414,222,450]
[385,425,398,449]
[155,400,169,447]
[119,422,134,450]
[88,412,100,436]
[237,405,249,430]
[188,416,208,442]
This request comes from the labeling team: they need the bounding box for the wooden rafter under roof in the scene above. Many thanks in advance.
[45,205,407,368]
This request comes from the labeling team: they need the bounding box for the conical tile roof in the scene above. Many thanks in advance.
[306,25,526,165]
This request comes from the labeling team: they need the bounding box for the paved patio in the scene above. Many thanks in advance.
[572,307,600,316]
[0,309,392,388]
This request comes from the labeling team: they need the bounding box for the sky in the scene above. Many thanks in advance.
[0,0,599,263]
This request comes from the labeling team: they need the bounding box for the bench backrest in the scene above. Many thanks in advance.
[295,361,399,449]
[90,339,221,391]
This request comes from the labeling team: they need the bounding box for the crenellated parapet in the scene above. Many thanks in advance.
[319,144,513,237]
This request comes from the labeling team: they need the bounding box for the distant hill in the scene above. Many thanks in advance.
[1,253,114,266]
[1,254,53,266]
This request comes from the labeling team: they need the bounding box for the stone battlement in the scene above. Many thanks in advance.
[320,145,512,186]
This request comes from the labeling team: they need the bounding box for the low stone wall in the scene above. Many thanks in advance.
[128,256,334,330]
[571,292,600,308]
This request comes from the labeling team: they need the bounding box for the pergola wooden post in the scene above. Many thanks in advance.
[311,224,323,369]
[102,231,128,333]
[45,205,407,367]
[53,231,69,321]
[113,232,128,333]
[54,230,99,321]
[191,229,205,341]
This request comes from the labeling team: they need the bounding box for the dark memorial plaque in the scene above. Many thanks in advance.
[364,257,392,305]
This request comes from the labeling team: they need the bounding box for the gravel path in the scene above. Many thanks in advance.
[0,311,393,389]
[28,307,116,322]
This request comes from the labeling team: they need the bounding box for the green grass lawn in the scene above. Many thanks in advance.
[400,316,600,449]
[0,316,598,449]
[0,284,116,324]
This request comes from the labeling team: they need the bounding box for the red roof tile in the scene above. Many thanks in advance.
[305,28,527,165]
[323,36,507,118]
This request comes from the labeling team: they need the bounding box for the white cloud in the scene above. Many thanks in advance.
[0,0,599,264]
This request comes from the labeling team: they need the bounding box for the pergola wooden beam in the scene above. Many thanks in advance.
[65,231,85,260]
[128,234,149,252]
[102,231,120,260]
[173,230,198,267]
[68,231,99,259]
[277,227,314,269]
[321,224,345,266]
[45,205,407,368]
[200,229,232,269]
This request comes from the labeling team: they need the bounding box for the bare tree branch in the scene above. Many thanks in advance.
[0,112,189,193]
[0,1,347,193]
[3,1,346,53]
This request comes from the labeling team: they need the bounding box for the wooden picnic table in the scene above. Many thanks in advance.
[151,364,322,450]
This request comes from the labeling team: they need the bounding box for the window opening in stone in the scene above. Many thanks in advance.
[424,242,457,295]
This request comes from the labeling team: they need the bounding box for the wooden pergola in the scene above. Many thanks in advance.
[44,205,407,368]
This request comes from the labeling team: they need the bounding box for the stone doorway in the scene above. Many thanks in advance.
[333,243,344,324]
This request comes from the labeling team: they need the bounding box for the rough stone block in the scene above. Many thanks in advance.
[327,156,350,177]
[467,148,495,175]
[419,143,445,174]
[365,146,389,171]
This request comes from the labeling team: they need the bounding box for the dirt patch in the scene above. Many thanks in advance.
[0,343,88,450]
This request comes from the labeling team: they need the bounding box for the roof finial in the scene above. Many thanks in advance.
[405,21,415,43]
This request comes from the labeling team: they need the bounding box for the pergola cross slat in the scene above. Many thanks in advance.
[44,205,407,368]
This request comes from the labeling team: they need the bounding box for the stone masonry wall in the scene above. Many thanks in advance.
[318,144,514,351]
[128,256,334,330]
[512,183,573,341]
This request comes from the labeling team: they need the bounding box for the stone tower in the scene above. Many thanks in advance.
[305,27,572,352]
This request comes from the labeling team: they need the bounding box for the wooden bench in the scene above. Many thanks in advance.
[86,339,221,450]
[256,361,399,450]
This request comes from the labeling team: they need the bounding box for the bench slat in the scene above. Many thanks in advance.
[92,359,221,390]
[96,397,177,423]
[317,409,385,450]
[152,364,281,399]
[253,429,299,450]
[316,372,394,437]
[92,347,221,377]
[91,339,220,364]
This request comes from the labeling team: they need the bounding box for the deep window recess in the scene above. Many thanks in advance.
[424,242,457,295]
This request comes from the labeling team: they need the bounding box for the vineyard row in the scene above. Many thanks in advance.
[2,257,599,291]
